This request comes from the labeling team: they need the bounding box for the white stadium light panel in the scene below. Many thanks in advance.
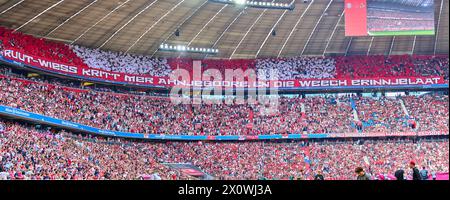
[158,44,219,54]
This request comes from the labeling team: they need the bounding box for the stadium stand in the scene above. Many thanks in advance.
[0,119,447,180]
[0,25,448,181]
[0,73,448,136]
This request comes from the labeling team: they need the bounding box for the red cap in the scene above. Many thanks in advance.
[410,161,416,166]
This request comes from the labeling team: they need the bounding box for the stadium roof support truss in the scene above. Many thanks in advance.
[229,1,276,60]
[434,0,444,55]
[301,0,333,56]
[0,0,25,16]
[205,8,246,59]
[411,36,417,55]
[277,0,314,58]
[323,9,344,56]
[125,0,186,54]
[15,0,65,32]
[254,9,289,58]
[389,36,396,56]
[175,4,229,58]
[228,11,266,59]
[367,37,374,56]
[151,0,210,57]
[70,0,131,45]
[345,37,353,56]
[45,0,98,37]
[98,0,159,49]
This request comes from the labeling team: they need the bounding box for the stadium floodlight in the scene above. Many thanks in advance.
[234,0,245,5]
[159,43,219,54]
[208,0,295,10]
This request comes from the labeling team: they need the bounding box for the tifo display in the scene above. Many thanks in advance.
[1,27,448,89]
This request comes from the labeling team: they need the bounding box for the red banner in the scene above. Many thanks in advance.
[1,49,445,89]
[345,0,368,36]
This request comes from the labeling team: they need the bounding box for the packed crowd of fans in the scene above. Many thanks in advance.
[335,55,449,81]
[0,73,448,135]
[0,27,85,67]
[71,45,172,77]
[413,55,449,81]
[0,120,447,180]
[309,138,449,180]
[302,96,354,134]
[0,120,185,180]
[255,57,336,80]
[1,27,448,82]
[402,95,449,132]
[0,74,356,135]
[0,75,189,134]
[355,96,409,133]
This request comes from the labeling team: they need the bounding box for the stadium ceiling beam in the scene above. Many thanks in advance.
[434,0,444,55]
[411,36,417,55]
[98,0,159,49]
[14,0,65,32]
[151,0,209,57]
[254,9,288,58]
[125,0,186,54]
[229,4,270,60]
[254,0,294,58]
[367,37,374,56]
[204,7,246,59]
[344,37,352,56]
[177,4,229,58]
[300,0,333,56]
[323,9,344,56]
[388,36,396,56]
[277,0,314,58]
[45,0,98,37]
[70,0,131,45]
[0,0,25,16]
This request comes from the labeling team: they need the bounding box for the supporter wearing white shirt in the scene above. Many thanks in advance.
[71,45,172,77]
[0,171,9,180]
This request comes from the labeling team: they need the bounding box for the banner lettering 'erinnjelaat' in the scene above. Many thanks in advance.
[1,49,446,89]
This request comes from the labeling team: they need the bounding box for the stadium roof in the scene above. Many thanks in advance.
[0,0,448,59]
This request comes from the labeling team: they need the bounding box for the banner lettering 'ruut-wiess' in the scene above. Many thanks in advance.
[1,49,445,89]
